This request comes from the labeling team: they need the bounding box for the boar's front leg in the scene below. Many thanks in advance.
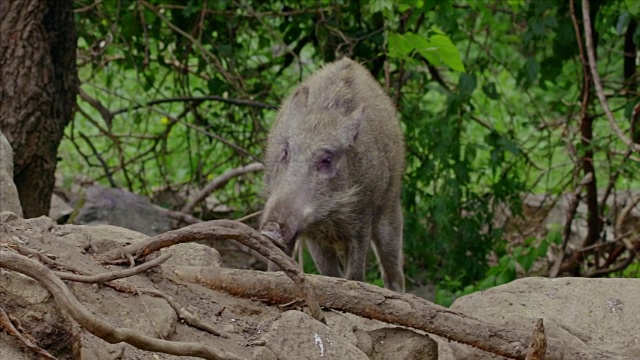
[372,201,405,293]
[343,223,373,284]
[306,236,343,278]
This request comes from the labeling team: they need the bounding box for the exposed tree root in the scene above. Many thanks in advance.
[100,219,325,323]
[172,265,635,360]
[0,306,57,360]
[7,242,229,338]
[2,218,634,360]
[0,250,242,360]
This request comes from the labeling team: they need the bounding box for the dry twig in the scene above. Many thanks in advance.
[525,318,547,360]
[181,162,264,214]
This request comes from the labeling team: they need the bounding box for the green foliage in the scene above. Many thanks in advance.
[435,230,561,307]
[388,29,466,72]
[67,0,640,299]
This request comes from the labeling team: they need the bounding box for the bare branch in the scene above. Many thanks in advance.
[140,288,228,338]
[582,0,640,152]
[181,162,264,214]
[111,95,275,116]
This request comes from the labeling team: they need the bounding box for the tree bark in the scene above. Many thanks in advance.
[0,0,77,218]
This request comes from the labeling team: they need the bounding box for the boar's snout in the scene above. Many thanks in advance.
[260,195,309,246]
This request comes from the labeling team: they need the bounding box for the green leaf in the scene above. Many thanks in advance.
[482,82,500,100]
[616,12,631,35]
[207,77,226,94]
[369,0,393,14]
[430,25,445,35]
[521,58,540,87]
[398,0,424,12]
[388,33,414,58]
[428,34,466,72]
[459,73,477,97]
[626,0,640,16]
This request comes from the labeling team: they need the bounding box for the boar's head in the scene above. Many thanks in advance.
[260,85,364,246]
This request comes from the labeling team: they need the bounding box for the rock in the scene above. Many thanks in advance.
[261,310,369,360]
[0,131,23,217]
[74,185,172,236]
[253,347,278,360]
[0,269,81,359]
[369,327,438,360]
[443,277,640,358]
[49,192,74,223]
[56,223,149,255]
[163,242,222,268]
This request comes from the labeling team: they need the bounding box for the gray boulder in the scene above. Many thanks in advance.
[437,277,640,358]
[74,185,172,236]
[0,131,23,217]
[261,310,370,360]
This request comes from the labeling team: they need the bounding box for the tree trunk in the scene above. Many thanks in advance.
[0,0,77,218]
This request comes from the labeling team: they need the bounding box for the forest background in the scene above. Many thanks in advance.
[3,0,639,306]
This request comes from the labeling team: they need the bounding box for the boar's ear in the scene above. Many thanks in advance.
[344,104,365,144]
[289,86,309,112]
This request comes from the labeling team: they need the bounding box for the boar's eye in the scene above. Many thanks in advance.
[317,155,333,172]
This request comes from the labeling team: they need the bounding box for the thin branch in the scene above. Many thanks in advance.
[0,251,242,360]
[10,243,228,338]
[236,210,262,223]
[587,246,637,277]
[78,132,117,188]
[581,0,640,152]
[111,95,275,116]
[182,162,264,214]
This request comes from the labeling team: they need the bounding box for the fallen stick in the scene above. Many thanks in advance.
[172,265,634,360]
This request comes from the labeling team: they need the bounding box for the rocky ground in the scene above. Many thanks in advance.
[2,132,640,360]
[1,212,640,359]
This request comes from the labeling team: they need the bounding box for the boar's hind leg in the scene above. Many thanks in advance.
[306,237,344,278]
[372,202,405,293]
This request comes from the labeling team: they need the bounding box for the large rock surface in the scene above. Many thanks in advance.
[261,310,370,360]
[438,277,640,358]
[74,185,172,235]
[0,131,23,217]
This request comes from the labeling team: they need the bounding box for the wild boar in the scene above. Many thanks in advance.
[260,57,405,292]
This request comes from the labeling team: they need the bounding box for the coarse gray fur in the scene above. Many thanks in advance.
[260,57,405,292]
